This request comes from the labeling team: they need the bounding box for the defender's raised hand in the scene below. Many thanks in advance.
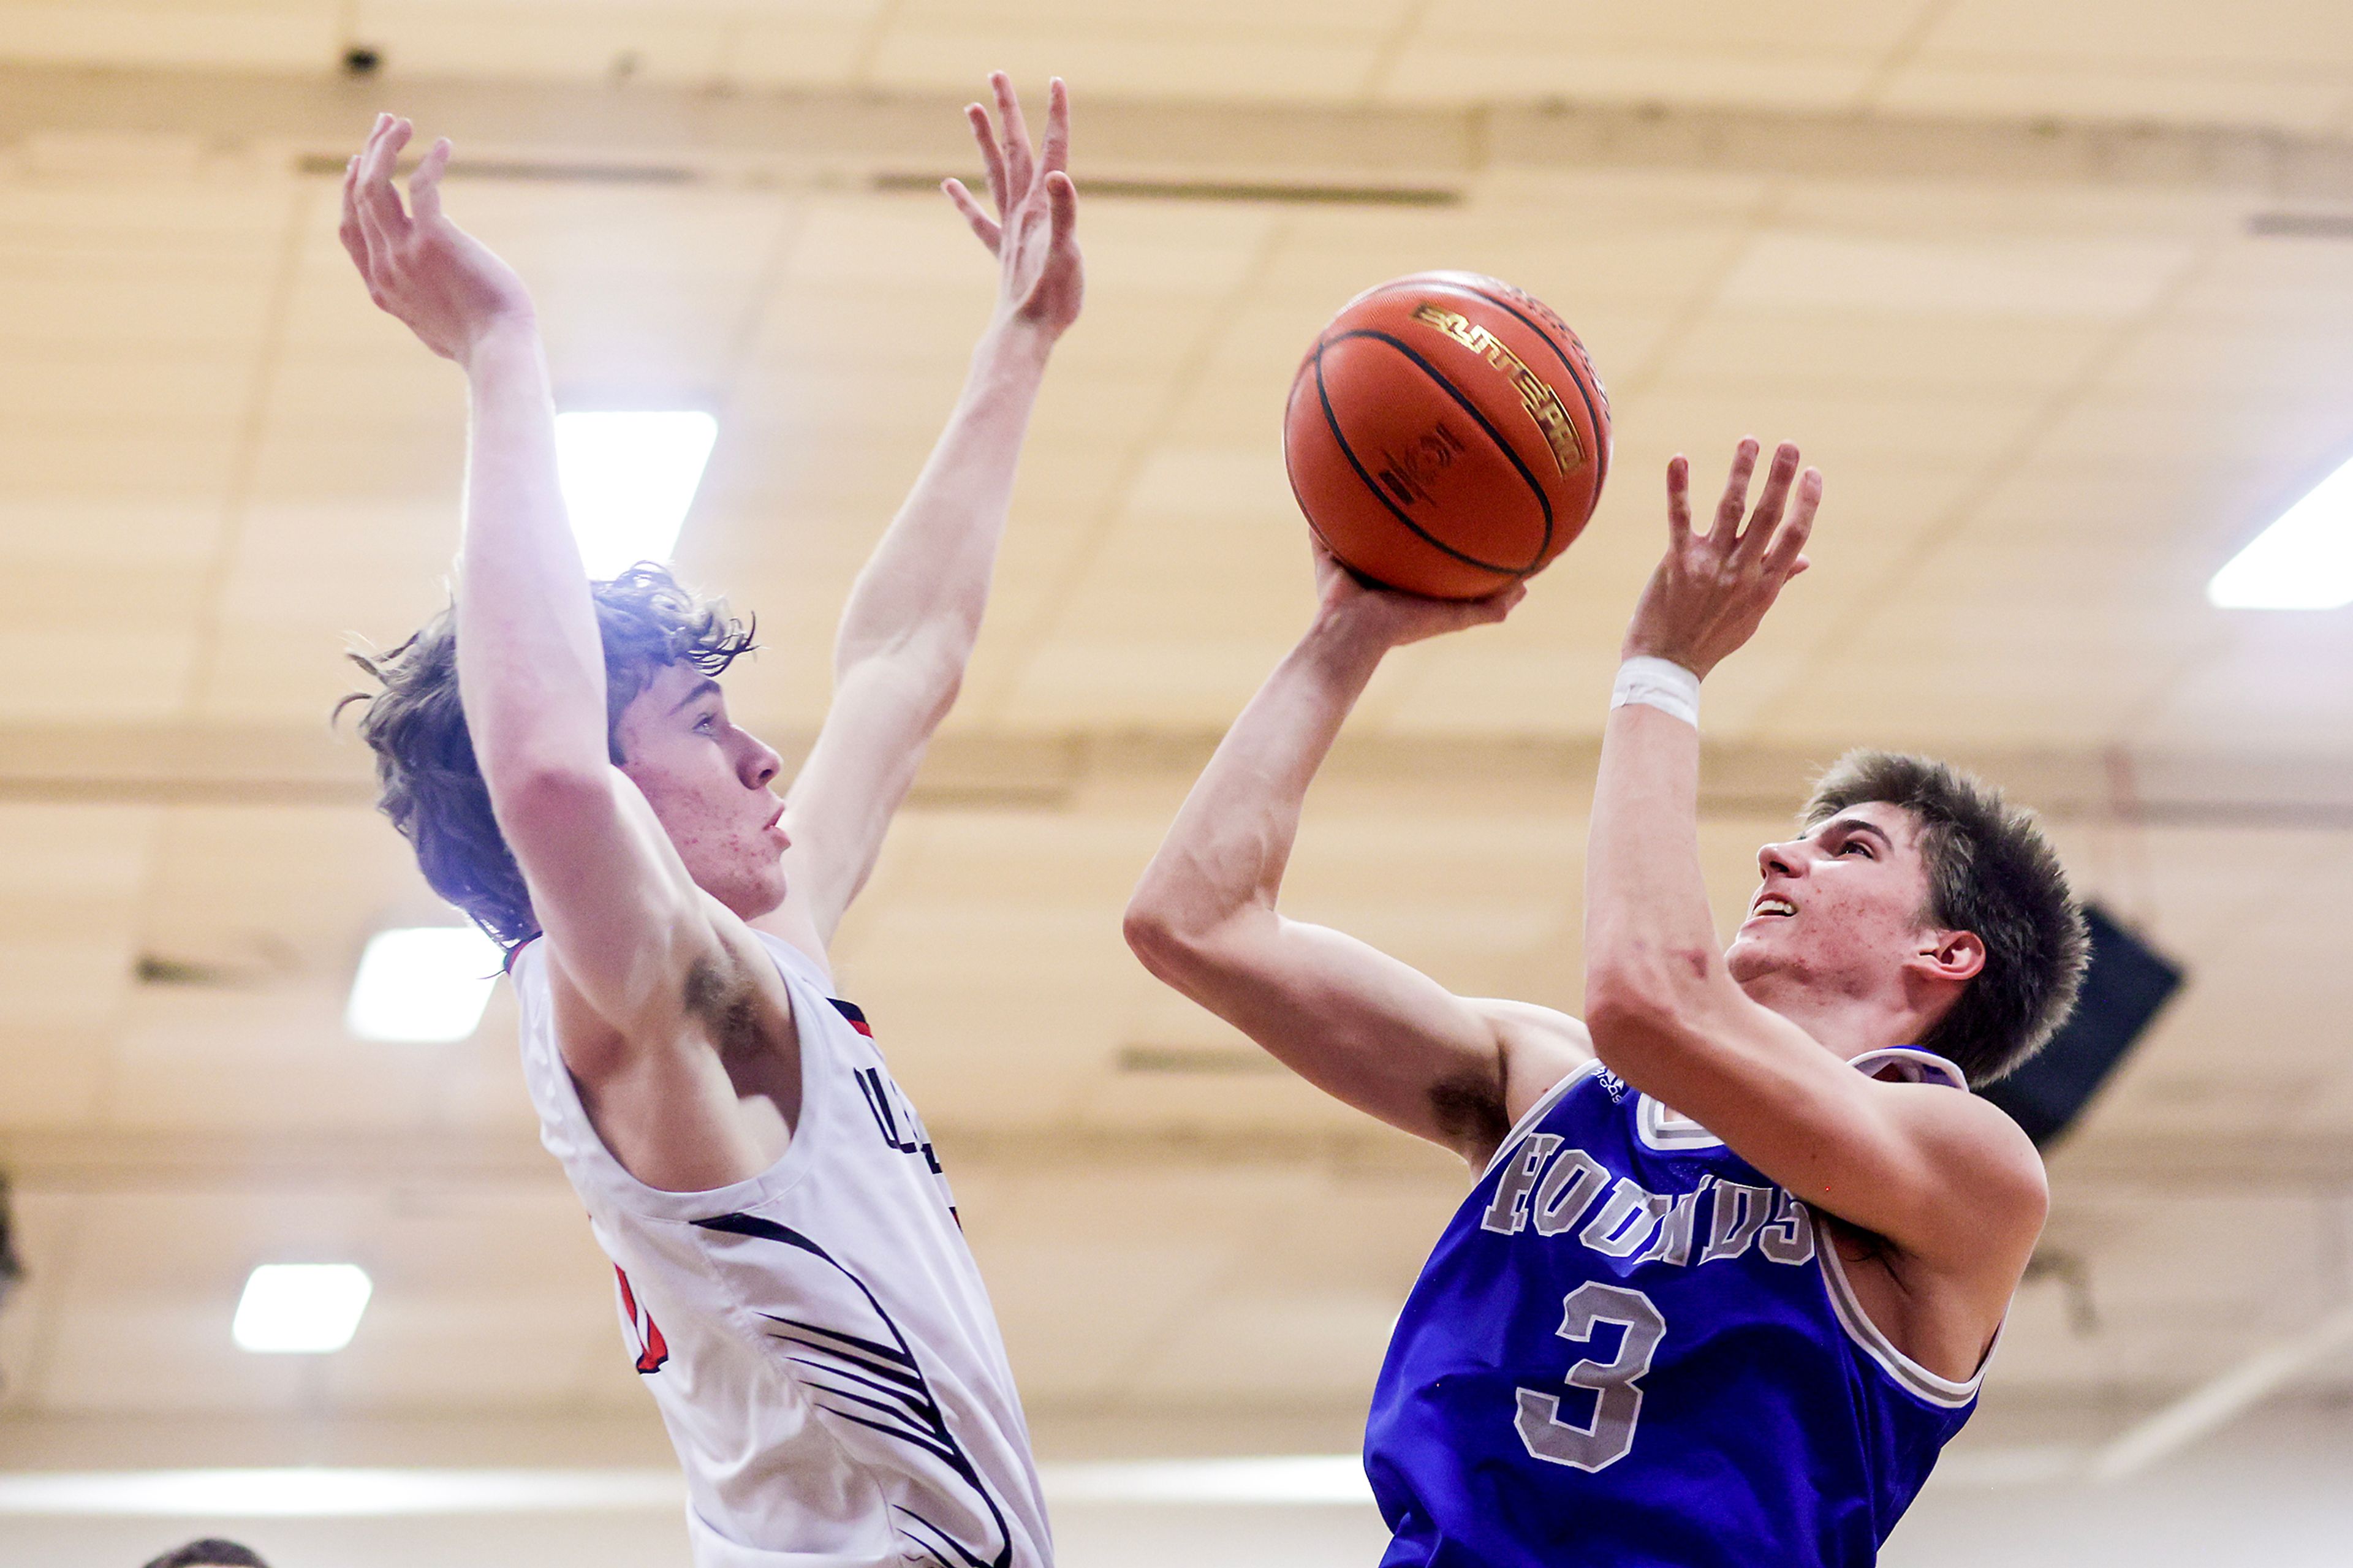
[1623,438,1821,679]
[340,114,535,366]
[943,74,1083,338]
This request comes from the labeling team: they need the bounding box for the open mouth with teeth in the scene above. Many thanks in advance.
[1750,898,1798,919]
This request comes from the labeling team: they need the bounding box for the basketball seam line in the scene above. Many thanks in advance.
[1315,328,1553,577]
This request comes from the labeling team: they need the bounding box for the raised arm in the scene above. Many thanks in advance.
[1124,550,1586,1166]
[1581,441,2044,1273]
[341,118,732,1054]
[763,75,1085,955]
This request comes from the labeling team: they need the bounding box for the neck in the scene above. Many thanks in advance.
[1735,970,1938,1062]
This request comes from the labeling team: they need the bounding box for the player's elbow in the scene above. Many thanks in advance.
[1121,895,1199,985]
[1581,955,1718,1074]
[1580,988,1680,1077]
[1122,888,1251,993]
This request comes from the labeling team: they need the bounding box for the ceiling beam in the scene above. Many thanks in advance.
[2090,1301,2353,1479]
[3,722,2351,827]
[3,1124,2346,1194]
[5,62,2353,202]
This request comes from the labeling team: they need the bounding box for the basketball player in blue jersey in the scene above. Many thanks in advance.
[335,81,1078,1567]
[1125,439,2088,1566]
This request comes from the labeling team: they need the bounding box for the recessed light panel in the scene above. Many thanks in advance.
[232,1263,373,1354]
[554,410,718,579]
[346,925,503,1043]
[2210,452,2353,609]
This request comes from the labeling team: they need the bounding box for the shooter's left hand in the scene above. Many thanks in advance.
[944,74,1083,340]
[1621,438,1821,679]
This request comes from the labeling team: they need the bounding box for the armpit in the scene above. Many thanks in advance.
[681,953,768,1059]
[1428,1072,1510,1154]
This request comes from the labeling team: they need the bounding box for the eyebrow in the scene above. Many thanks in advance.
[667,676,724,716]
[1818,816,1893,849]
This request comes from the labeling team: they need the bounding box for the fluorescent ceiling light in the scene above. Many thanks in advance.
[232,1264,373,1354]
[346,924,503,1043]
[555,410,718,579]
[2209,452,2353,609]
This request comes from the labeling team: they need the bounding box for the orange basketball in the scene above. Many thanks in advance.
[1283,271,1612,600]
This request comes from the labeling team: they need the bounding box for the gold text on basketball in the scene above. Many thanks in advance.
[1409,305,1586,475]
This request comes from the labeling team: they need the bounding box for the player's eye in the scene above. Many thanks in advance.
[1841,839,1873,857]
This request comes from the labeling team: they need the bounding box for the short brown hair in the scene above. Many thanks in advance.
[338,564,757,949]
[1804,750,2088,1085]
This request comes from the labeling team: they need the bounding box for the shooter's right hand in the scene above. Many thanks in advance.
[340,114,537,368]
[1310,536,1525,650]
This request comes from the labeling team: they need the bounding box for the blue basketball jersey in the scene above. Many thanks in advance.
[1365,1048,1988,1568]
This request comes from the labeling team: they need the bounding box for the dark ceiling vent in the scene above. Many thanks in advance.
[295,153,697,185]
[873,172,1461,206]
[1116,1043,1284,1075]
[2246,211,2353,239]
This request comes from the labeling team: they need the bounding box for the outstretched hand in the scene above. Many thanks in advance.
[1623,439,1821,679]
[943,74,1083,338]
[340,114,536,367]
[1311,538,1525,649]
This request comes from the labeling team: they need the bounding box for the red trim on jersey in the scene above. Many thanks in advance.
[615,1265,669,1374]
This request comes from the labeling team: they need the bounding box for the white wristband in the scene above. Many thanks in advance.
[1612,656,1701,727]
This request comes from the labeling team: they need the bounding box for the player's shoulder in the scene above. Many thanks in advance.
[1466,998,1597,1152]
[1468,996,1591,1052]
[1876,1067,2050,1257]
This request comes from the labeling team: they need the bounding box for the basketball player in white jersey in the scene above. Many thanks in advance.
[335,79,1078,1567]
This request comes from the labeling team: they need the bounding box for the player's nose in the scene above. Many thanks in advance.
[740,733,783,790]
[1756,838,1803,880]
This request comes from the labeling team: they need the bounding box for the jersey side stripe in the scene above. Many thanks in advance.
[1816,1235,1986,1409]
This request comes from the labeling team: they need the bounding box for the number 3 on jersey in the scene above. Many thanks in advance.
[1514,1282,1665,1472]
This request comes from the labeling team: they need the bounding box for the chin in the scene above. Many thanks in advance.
[1724,937,1768,985]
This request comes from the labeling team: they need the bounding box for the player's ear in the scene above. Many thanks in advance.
[1913,928,1985,985]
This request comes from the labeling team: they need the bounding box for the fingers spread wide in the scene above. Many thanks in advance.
[966,102,1009,214]
[991,72,1033,202]
[1710,437,1759,543]
[942,178,1002,252]
[1040,77,1070,176]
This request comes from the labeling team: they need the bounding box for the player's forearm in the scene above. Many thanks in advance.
[453,321,610,785]
[1582,702,1733,1036]
[1129,610,1387,941]
[830,320,1054,687]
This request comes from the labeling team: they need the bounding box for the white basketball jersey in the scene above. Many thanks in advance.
[510,931,1053,1568]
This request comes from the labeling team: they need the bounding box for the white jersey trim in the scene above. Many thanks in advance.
[509,935,830,1223]
[1811,1043,1988,1410]
[1815,1236,1992,1410]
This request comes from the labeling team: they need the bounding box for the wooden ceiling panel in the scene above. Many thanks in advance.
[1662,308,2115,396]
[350,1,736,85]
[1918,0,2353,72]
[106,988,445,1131]
[2133,619,2353,755]
[0,2,339,71]
[868,23,1389,105]
[723,9,887,90]
[1416,0,1938,56]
